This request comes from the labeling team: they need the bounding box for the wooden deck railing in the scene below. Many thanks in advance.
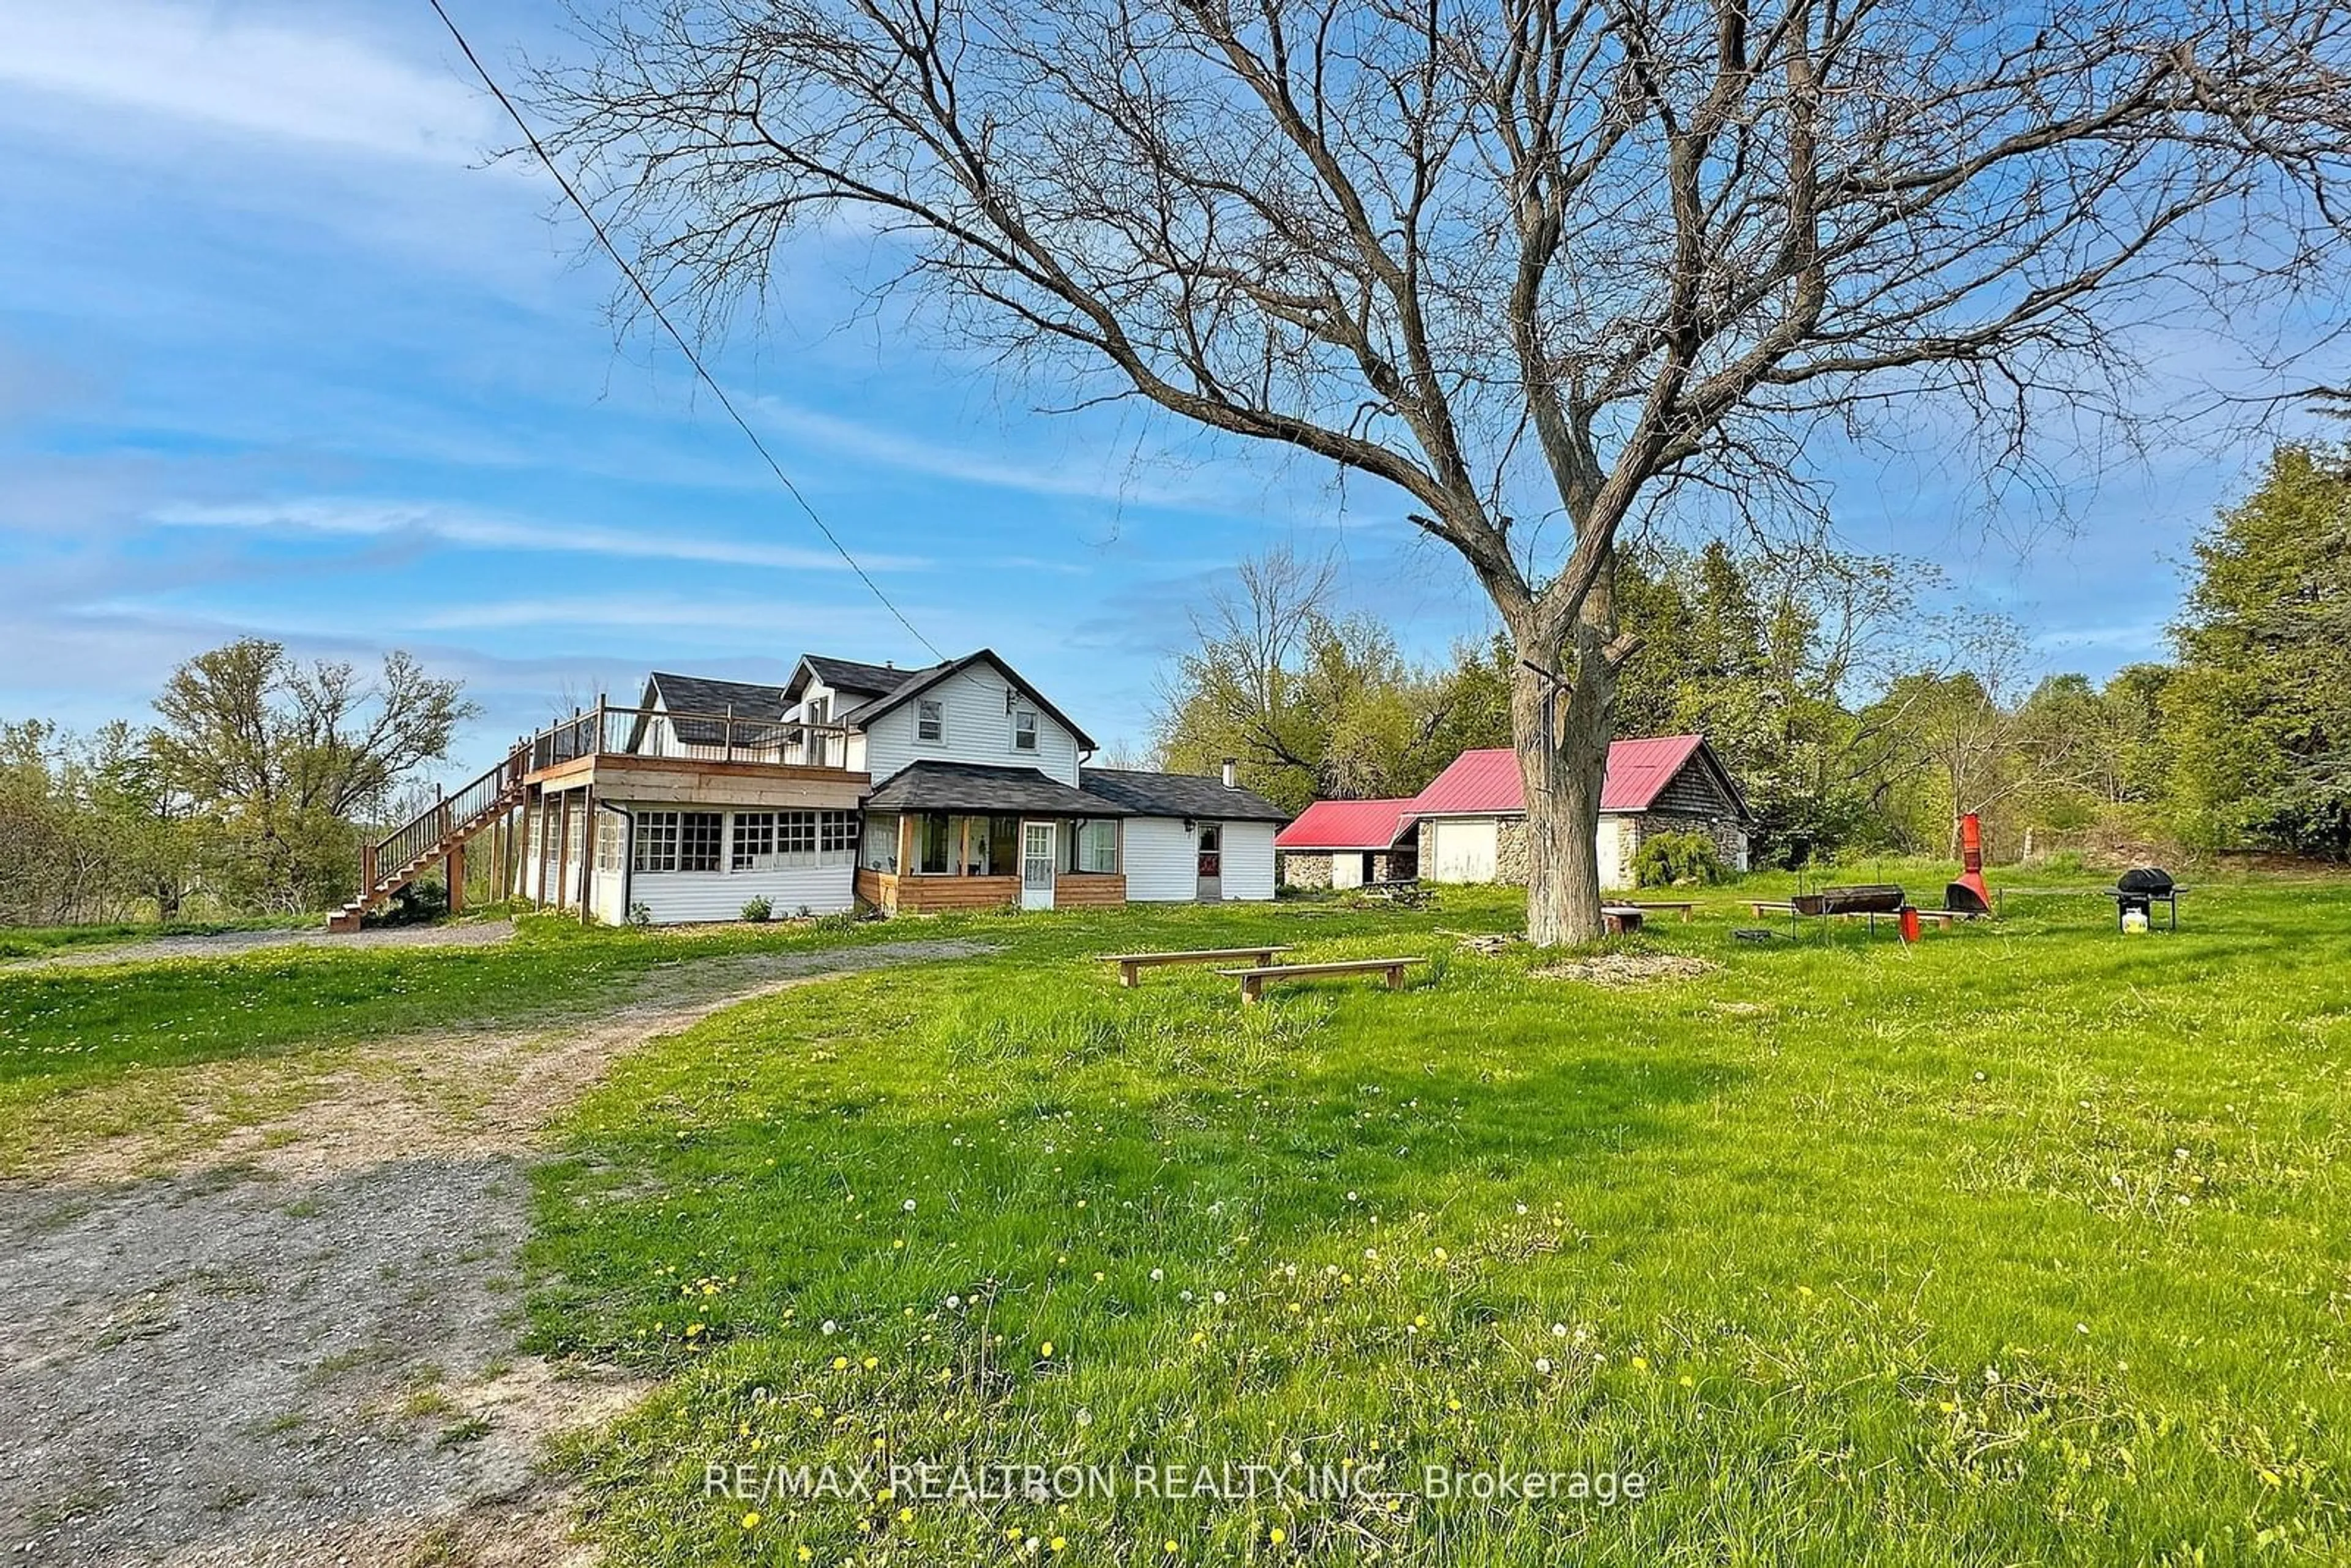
[359,702,858,899]
[524,703,857,773]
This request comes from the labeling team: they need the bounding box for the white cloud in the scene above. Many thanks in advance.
[753,398,1245,512]
[151,498,932,574]
[405,595,898,634]
[0,0,496,162]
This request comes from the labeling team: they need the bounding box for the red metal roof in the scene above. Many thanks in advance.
[1408,735,1711,816]
[1274,797,1419,851]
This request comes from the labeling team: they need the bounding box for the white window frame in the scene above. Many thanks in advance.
[732,811,777,872]
[917,698,946,743]
[1013,708,1038,752]
[633,810,681,872]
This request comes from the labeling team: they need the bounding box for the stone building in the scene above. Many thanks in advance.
[1274,798,1420,888]
[1411,738,1751,889]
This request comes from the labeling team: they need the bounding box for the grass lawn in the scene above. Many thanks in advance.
[514,872,2351,1566]
[7,870,2347,1562]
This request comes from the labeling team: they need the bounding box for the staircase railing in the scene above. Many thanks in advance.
[357,702,857,898]
[362,745,529,894]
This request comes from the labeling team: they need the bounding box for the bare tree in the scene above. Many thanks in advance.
[539,0,2351,940]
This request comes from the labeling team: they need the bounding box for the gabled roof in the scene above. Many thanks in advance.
[863,760,1128,817]
[794,654,920,701]
[840,648,1098,751]
[1275,798,1419,852]
[1080,768,1289,823]
[641,671,790,718]
[637,672,791,747]
[1408,736,1750,819]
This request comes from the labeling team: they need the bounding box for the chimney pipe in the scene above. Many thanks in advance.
[1221,757,1237,789]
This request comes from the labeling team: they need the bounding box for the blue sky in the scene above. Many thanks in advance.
[0,0,2335,778]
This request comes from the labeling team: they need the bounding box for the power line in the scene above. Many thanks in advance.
[422,0,945,661]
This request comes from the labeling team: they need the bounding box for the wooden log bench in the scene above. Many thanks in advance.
[1218,957,1426,1004]
[1620,900,1697,921]
[1102,946,1291,988]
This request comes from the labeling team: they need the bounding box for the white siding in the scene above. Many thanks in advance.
[861,663,1082,786]
[1427,818,1498,882]
[1122,816,1276,901]
[1121,816,1198,901]
[1330,852,1363,890]
[617,802,858,924]
[630,865,856,923]
[1219,821,1277,901]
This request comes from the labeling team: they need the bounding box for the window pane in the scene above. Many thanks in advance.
[733,811,776,871]
[1013,710,1037,749]
[918,700,944,741]
[917,812,951,874]
[680,812,722,872]
[860,814,899,872]
[633,810,680,872]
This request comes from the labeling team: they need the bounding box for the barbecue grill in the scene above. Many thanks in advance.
[2110,867,2180,931]
[1784,883,1910,937]
[1792,884,1907,917]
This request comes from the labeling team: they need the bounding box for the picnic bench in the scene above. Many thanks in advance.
[1619,900,1696,922]
[1217,956,1426,1004]
[1102,945,1291,987]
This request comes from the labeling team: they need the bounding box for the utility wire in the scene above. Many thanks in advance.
[423,0,945,661]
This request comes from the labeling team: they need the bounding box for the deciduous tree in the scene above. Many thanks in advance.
[542,1,2351,937]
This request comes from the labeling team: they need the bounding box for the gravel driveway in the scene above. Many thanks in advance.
[0,938,992,1566]
[8,920,518,971]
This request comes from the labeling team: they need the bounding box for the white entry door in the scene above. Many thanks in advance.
[1021,822,1057,910]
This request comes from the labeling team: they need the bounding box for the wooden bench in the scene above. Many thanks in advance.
[1750,900,1796,917]
[1621,900,1696,921]
[1103,945,1292,987]
[1602,905,1646,934]
[1217,957,1425,1004]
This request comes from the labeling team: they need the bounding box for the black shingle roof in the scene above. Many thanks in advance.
[800,655,920,699]
[863,762,1131,817]
[1079,768,1289,823]
[639,672,791,746]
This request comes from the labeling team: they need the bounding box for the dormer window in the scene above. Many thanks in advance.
[918,699,945,742]
[1013,709,1038,751]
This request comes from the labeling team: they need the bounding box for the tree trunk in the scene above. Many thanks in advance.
[1513,643,1615,946]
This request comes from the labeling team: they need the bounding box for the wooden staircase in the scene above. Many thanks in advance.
[328,746,530,933]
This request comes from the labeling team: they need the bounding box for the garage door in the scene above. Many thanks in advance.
[1429,819,1498,882]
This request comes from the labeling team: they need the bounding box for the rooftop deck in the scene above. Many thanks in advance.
[522,702,869,803]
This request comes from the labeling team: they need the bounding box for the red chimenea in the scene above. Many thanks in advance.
[1945,813,1992,915]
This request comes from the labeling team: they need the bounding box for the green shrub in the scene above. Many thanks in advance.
[740,896,774,923]
[1632,830,1729,888]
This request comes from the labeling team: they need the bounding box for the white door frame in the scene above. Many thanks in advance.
[1020,820,1057,910]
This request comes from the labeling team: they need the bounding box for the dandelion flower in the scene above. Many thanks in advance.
[1632,1356,1649,1372]
[1535,1357,1552,1374]
[1150,1268,1165,1282]
[1212,1291,1228,1305]
[1040,1341,1055,1358]
[1270,1527,1287,1545]
[741,1511,762,1529]
[1550,1322,1568,1338]
[1051,1537,1068,1553]
[904,1199,917,1212]
[822,1319,839,1335]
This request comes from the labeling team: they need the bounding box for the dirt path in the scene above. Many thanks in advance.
[6,920,519,971]
[0,939,991,1567]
